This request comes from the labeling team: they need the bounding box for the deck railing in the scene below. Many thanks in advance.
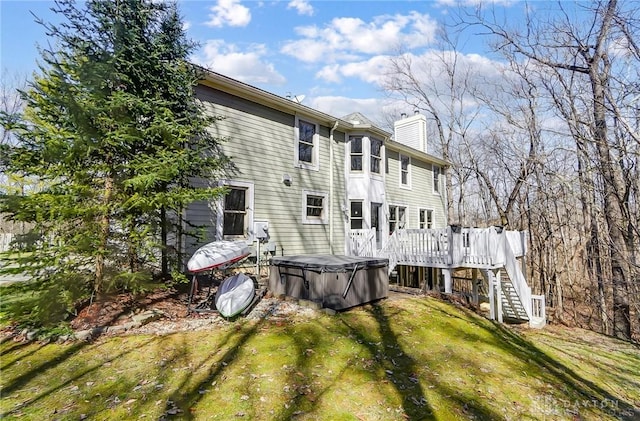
[531,295,546,320]
[354,226,522,270]
[347,229,376,257]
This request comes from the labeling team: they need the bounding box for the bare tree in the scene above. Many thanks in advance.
[0,70,28,197]
[382,28,485,225]
[467,0,638,339]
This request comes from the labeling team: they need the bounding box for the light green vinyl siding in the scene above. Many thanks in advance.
[188,85,346,256]
[385,149,447,228]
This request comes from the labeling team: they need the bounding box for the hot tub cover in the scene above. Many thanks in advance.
[270,255,388,272]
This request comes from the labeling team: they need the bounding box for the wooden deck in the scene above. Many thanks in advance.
[347,226,546,328]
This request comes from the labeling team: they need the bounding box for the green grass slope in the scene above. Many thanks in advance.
[1,296,638,420]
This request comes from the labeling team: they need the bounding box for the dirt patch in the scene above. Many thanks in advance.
[70,288,188,331]
[64,277,327,339]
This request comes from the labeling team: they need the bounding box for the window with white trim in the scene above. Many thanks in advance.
[350,136,363,171]
[295,118,319,170]
[350,201,363,229]
[217,180,254,241]
[433,164,441,194]
[223,187,247,238]
[389,205,406,234]
[419,209,433,229]
[302,190,328,224]
[371,138,382,174]
[400,154,411,188]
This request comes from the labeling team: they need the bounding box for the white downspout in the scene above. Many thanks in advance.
[329,120,339,254]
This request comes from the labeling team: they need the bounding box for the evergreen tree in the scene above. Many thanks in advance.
[0,0,228,324]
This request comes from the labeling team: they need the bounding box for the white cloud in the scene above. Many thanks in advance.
[182,21,191,31]
[287,0,314,16]
[316,55,393,85]
[205,0,251,28]
[315,64,342,83]
[192,40,286,85]
[281,12,438,63]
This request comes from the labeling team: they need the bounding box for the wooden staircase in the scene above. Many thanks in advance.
[500,272,529,322]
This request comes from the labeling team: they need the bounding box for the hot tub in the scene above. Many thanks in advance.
[268,255,389,310]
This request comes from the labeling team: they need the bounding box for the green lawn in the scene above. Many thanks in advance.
[1,296,638,420]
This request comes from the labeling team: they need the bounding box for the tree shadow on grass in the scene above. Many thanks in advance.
[1,337,157,418]
[1,342,87,399]
[0,341,46,371]
[494,324,639,419]
[160,319,264,420]
[415,298,639,419]
[338,302,437,420]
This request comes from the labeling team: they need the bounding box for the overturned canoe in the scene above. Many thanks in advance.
[215,273,256,318]
[187,240,251,273]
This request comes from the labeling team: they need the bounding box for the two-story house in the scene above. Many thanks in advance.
[185,68,545,328]
[186,70,447,262]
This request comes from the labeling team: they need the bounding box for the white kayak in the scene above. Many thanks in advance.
[215,273,256,318]
[187,240,251,273]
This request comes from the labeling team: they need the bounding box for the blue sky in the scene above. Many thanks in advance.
[1,0,523,124]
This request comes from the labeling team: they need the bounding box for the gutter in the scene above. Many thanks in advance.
[329,120,339,254]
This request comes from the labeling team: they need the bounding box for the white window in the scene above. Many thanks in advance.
[217,180,254,241]
[350,201,363,229]
[433,164,441,194]
[419,208,433,229]
[389,205,406,234]
[295,118,319,170]
[400,154,411,188]
[350,136,363,172]
[223,187,246,237]
[371,138,382,174]
[302,190,328,224]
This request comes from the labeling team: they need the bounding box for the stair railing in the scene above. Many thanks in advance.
[499,232,532,320]
[531,294,546,320]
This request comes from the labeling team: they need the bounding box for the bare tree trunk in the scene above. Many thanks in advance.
[469,0,634,340]
[161,206,168,279]
[95,172,113,293]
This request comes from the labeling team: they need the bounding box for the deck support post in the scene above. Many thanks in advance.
[484,269,496,321]
[443,269,452,294]
[495,269,503,323]
[471,268,479,305]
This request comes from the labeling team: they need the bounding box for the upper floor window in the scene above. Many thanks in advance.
[419,209,433,229]
[400,154,411,188]
[371,138,382,174]
[295,118,319,170]
[302,190,329,224]
[433,164,441,194]
[350,136,363,171]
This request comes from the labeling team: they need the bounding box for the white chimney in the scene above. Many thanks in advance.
[393,112,428,153]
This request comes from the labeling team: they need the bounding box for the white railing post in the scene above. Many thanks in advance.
[495,269,503,323]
